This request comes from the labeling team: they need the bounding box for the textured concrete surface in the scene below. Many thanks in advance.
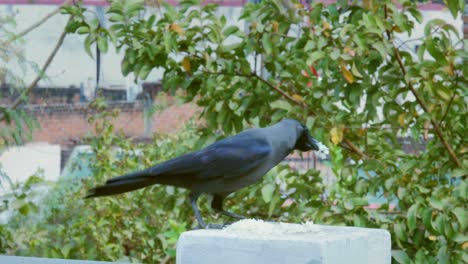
[176,220,391,264]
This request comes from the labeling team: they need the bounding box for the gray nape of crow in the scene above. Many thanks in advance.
[86,118,319,228]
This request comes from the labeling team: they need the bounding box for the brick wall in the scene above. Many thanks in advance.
[27,101,198,145]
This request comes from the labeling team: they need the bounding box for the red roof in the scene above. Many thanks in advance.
[0,0,446,10]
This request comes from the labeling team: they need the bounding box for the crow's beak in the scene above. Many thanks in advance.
[306,135,319,151]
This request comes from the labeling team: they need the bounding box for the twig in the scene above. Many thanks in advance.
[201,68,370,159]
[5,0,73,45]
[249,73,369,160]
[271,32,298,40]
[439,82,457,127]
[0,17,71,122]
[395,27,442,50]
[160,255,172,264]
[343,138,369,159]
[201,68,309,111]
[250,72,312,111]
[384,4,462,167]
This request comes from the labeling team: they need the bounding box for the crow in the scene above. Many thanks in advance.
[86,119,319,228]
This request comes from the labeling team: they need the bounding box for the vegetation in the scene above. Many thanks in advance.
[1,0,467,263]
[0,13,41,146]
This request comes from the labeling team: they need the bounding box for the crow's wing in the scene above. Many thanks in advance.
[104,132,272,186]
[151,135,272,181]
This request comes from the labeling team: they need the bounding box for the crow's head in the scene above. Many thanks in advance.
[281,119,319,151]
[294,124,319,151]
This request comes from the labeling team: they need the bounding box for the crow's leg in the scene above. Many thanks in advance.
[189,193,225,229]
[212,194,246,220]
[189,192,206,228]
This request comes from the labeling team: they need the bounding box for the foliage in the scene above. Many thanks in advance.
[2,0,466,263]
[0,11,44,254]
[0,13,39,146]
[1,98,317,262]
[2,99,190,262]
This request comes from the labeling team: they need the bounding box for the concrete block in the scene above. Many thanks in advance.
[176,220,391,264]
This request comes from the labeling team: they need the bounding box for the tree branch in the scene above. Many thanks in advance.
[4,0,73,46]
[201,68,310,111]
[343,138,369,159]
[0,17,70,122]
[439,83,457,127]
[250,70,370,160]
[249,72,311,110]
[201,68,369,159]
[384,4,462,167]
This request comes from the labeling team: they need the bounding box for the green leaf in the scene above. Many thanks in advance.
[393,13,409,32]
[126,0,144,15]
[147,14,156,27]
[447,0,460,18]
[417,43,426,61]
[261,183,275,203]
[222,25,239,36]
[330,49,340,60]
[18,204,30,215]
[372,42,387,60]
[305,40,315,51]
[306,116,315,129]
[455,180,467,200]
[220,42,242,53]
[109,14,124,22]
[121,59,130,76]
[271,109,287,122]
[394,221,407,242]
[268,192,280,217]
[97,36,108,53]
[407,8,422,23]
[207,24,221,43]
[353,214,367,227]
[424,19,446,36]
[429,198,444,211]
[425,37,447,64]
[84,34,95,59]
[306,51,325,65]
[76,26,90,34]
[351,62,363,78]
[452,207,467,230]
[453,234,468,243]
[407,203,418,232]
[392,250,411,264]
[139,65,152,80]
[451,168,467,178]
[164,32,172,53]
[61,244,72,258]
[433,215,446,234]
[422,208,433,229]
[437,246,449,264]
[262,33,273,54]
[344,200,354,210]
[270,100,292,112]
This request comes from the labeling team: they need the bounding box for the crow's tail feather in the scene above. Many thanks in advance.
[85,169,156,198]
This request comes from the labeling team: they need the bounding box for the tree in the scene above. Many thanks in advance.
[55,0,467,262]
[0,0,76,146]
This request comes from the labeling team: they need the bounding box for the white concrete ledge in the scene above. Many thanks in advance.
[0,255,122,264]
[176,220,391,264]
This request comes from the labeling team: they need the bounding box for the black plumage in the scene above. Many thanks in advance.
[86,119,319,228]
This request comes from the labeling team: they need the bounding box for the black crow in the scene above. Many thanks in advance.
[86,119,319,228]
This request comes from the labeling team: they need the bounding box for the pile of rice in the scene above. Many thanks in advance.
[223,219,322,239]
[315,141,329,160]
